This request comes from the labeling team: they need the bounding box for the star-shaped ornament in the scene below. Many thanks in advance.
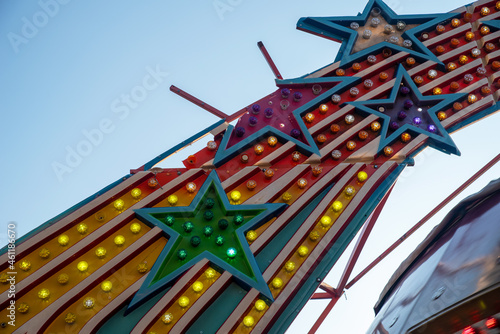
[347,65,466,155]
[129,171,286,311]
[297,0,459,66]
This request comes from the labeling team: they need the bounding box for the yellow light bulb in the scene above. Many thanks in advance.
[19,260,31,271]
[95,247,107,259]
[284,261,296,272]
[243,316,255,328]
[331,201,343,212]
[114,235,125,246]
[246,230,258,242]
[186,182,197,193]
[77,261,88,272]
[205,268,216,279]
[178,296,190,308]
[113,199,125,211]
[77,223,88,235]
[101,280,113,292]
[130,222,142,234]
[58,234,69,246]
[255,299,267,311]
[267,136,278,147]
[357,171,368,182]
[319,216,332,227]
[230,190,241,203]
[167,195,178,206]
[297,246,309,257]
[271,277,283,289]
[192,281,204,293]
[282,192,292,202]
[38,288,50,300]
[131,188,142,199]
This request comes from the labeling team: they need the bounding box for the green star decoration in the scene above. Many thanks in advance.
[128,171,286,312]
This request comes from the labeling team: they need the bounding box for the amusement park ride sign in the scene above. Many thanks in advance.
[1,0,500,333]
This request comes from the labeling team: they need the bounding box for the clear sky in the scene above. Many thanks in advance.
[2,0,499,333]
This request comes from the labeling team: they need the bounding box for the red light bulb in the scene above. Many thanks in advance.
[486,317,498,329]
[462,326,476,334]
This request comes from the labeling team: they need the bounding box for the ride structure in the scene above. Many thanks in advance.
[1,0,500,333]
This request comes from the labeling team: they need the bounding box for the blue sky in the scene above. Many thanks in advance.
[2,0,500,332]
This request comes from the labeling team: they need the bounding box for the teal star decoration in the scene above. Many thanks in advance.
[347,64,466,155]
[297,0,459,66]
[213,76,360,166]
[128,171,287,311]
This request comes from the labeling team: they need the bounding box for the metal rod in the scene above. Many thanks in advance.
[345,153,500,290]
[170,85,228,119]
[308,185,395,333]
[257,41,283,80]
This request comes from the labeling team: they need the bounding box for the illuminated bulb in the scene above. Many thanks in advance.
[427,69,437,79]
[358,131,368,140]
[19,260,31,271]
[167,194,178,206]
[39,248,50,259]
[319,104,328,114]
[131,188,142,199]
[284,261,296,272]
[58,234,69,246]
[346,141,356,151]
[331,201,343,212]
[162,313,174,324]
[371,122,381,132]
[101,280,112,292]
[480,6,490,16]
[192,281,204,293]
[451,18,460,27]
[344,186,356,196]
[312,166,322,176]
[485,317,498,329]
[471,48,481,58]
[65,313,76,324]
[38,288,50,300]
[230,190,241,203]
[271,277,283,289]
[113,199,125,211]
[480,25,490,35]
[254,144,264,155]
[255,299,267,311]
[83,297,95,309]
[205,268,216,279]
[243,316,255,328]
[383,146,394,156]
[468,94,477,103]
[178,296,190,308]
[267,136,277,147]
[282,192,292,202]
[186,182,196,193]
[432,87,442,95]
[114,235,125,246]
[345,114,355,124]
[57,273,69,284]
[95,247,107,259]
[437,111,447,121]
[264,169,274,178]
[77,261,89,272]
[297,178,308,189]
[320,216,332,227]
[297,246,309,257]
[446,62,457,71]
[401,132,412,143]
[291,151,301,162]
[130,222,141,234]
[355,172,368,184]
[465,31,475,41]
[458,55,468,65]
[77,223,88,235]
[305,113,315,123]
[137,263,148,273]
[246,230,258,242]
[226,247,237,258]
[316,134,327,144]
[17,303,29,314]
